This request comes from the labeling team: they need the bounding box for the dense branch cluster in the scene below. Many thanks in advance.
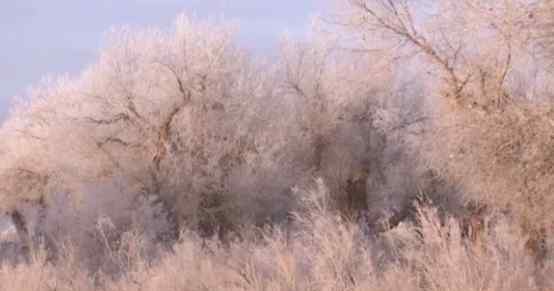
[0,0,554,289]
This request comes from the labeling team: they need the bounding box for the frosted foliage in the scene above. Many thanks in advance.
[0,3,553,288]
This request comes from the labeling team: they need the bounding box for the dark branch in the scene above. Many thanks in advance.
[83,113,130,125]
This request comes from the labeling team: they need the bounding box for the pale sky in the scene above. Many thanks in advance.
[0,0,322,120]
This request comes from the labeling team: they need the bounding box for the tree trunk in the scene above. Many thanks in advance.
[10,209,31,262]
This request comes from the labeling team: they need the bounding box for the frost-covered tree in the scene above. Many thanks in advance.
[0,16,293,247]
[0,13,401,248]
[340,0,554,259]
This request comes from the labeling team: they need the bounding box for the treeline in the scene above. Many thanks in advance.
[0,1,553,290]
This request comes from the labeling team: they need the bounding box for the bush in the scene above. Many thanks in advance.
[0,181,551,291]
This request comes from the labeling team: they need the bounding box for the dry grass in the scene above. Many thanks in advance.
[0,180,551,291]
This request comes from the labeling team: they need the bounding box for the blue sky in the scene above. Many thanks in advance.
[0,0,322,120]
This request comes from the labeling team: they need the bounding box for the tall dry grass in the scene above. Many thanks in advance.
[0,180,551,291]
